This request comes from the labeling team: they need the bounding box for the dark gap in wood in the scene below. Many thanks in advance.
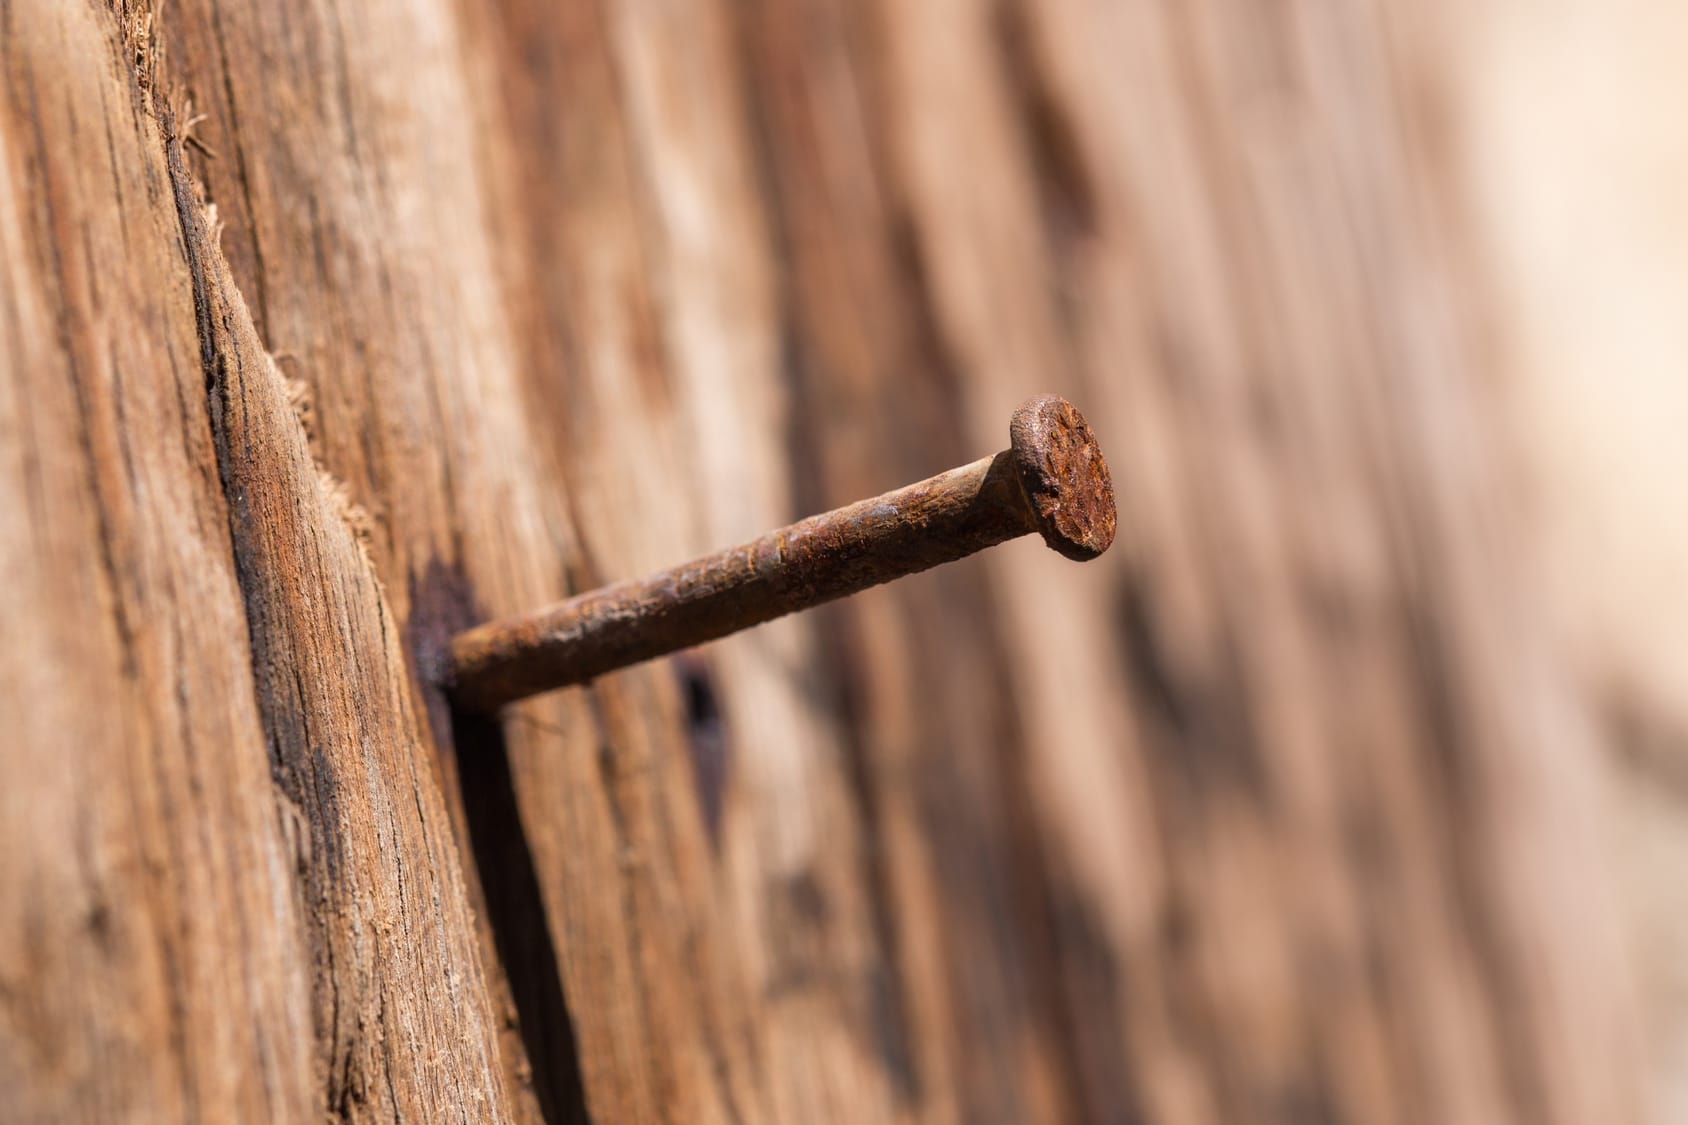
[673,654,729,851]
[410,560,591,1124]
[450,706,593,1125]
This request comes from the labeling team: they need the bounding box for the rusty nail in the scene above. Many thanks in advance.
[448,394,1116,711]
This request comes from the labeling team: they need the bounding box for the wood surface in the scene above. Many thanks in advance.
[0,0,1654,1122]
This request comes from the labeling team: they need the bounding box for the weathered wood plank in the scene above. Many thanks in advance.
[1,2,518,1119]
[1,0,1654,1121]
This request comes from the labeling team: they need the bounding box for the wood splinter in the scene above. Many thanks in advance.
[448,394,1116,711]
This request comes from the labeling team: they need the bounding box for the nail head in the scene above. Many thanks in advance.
[1008,394,1117,561]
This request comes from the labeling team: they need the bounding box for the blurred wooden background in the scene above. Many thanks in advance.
[1,0,1679,1121]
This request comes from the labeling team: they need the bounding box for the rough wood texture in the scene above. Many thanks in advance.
[0,0,1653,1123]
[1,2,517,1120]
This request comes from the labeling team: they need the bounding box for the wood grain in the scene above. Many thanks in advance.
[2,2,517,1119]
[1,0,1653,1121]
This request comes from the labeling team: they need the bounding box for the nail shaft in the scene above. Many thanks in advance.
[449,395,1114,711]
